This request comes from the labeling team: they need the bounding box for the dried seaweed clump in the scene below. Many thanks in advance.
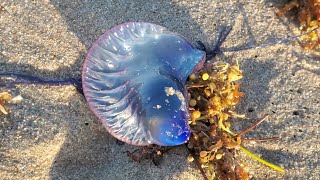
[186,62,284,179]
[276,0,320,50]
[0,91,12,115]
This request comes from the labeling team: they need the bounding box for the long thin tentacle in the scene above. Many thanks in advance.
[0,73,83,94]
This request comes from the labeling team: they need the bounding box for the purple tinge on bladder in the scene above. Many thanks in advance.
[82,22,205,146]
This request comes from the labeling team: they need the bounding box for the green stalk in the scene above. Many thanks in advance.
[224,128,285,172]
[218,118,236,136]
[239,145,285,173]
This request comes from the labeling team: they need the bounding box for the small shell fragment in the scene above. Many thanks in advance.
[187,154,194,162]
[9,95,23,104]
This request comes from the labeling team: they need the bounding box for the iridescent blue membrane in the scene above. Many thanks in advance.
[82,22,205,146]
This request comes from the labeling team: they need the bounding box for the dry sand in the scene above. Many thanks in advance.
[0,0,319,179]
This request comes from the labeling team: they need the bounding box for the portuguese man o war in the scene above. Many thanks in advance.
[82,22,206,146]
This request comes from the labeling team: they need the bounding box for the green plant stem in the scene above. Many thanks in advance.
[239,145,285,173]
[224,128,285,173]
[218,118,236,136]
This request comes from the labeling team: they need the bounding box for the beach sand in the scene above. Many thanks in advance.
[0,0,319,179]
